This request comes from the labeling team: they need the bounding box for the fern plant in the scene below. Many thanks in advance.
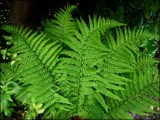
[0,5,159,119]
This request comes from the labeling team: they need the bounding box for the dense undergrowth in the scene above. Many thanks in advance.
[0,5,160,119]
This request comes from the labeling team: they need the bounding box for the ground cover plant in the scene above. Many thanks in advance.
[0,5,159,119]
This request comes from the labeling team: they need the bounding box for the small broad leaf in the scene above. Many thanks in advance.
[5,81,20,95]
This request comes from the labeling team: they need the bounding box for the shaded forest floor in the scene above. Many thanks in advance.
[1,107,160,120]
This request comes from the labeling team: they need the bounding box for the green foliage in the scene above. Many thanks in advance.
[0,5,159,119]
[93,0,160,61]
[24,98,45,119]
[94,0,160,30]
[0,64,20,116]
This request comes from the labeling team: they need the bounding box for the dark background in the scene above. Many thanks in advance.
[0,0,159,30]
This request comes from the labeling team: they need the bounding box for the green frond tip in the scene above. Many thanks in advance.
[53,5,77,19]
[65,5,77,13]
[87,15,126,34]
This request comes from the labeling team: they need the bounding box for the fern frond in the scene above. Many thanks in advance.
[101,27,158,75]
[0,63,20,82]
[88,16,125,34]
[44,5,77,43]
[1,25,72,118]
[53,15,129,119]
[105,54,159,119]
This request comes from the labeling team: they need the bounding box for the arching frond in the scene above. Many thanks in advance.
[1,25,72,118]
[106,59,159,119]
[44,5,77,43]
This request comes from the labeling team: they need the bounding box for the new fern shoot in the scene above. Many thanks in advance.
[0,5,159,119]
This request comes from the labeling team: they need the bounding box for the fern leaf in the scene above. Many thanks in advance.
[44,5,77,43]
[106,60,159,119]
[1,25,73,118]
